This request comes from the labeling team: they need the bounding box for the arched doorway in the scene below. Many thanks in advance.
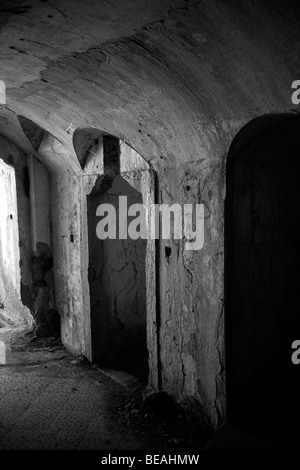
[225,113,300,445]
[74,130,156,382]
[88,136,149,380]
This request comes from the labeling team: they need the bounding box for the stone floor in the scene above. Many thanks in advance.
[0,344,143,449]
[0,320,286,451]
[0,321,210,451]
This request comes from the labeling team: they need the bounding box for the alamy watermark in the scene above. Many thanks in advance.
[291,340,300,365]
[0,81,6,105]
[95,196,204,251]
[291,80,300,105]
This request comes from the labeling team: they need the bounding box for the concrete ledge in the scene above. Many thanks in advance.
[97,367,144,391]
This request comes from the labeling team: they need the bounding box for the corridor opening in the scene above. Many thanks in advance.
[75,131,154,382]
[225,113,300,445]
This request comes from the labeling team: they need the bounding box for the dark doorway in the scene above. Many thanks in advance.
[87,136,148,381]
[225,115,300,446]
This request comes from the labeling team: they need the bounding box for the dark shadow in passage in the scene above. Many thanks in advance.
[225,114,300,447]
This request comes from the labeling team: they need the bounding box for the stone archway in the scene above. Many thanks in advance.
[225,113,300,445]
[74,130,157,382]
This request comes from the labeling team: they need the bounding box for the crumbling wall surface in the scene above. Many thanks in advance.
[50,170,84,353]
[0,159,22,315]
[0,135,32,323]
[0,135,56,333]
[122,169,156,384]
[154,158,225,428]
[88,175,147,370]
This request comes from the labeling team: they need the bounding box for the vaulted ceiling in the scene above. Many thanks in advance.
[0,0,299,172]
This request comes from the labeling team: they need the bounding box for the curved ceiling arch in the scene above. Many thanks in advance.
[73,126,149,173]
[73,127,104,170]
[1,0,300,172]
[17,115,46,152]
[227,112,300,161]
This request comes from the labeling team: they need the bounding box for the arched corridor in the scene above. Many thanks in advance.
[1,0,300,452]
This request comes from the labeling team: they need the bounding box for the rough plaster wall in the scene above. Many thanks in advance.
[0,134,55,333]
[0,160,22,314]
[0,135,32,323]
[34,133,225,424]
[88,175,147,374]
[122,169,157,384]
[156,159,225,426]
[31,157,52,250]
[120,141,149,172]
[50,170,84,352]
[37,132,90,350]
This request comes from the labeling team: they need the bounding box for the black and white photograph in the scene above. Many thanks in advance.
[0,0,300,456]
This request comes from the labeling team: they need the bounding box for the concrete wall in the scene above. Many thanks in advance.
[50,171,84,351]
[0,135,56,332]
[0,159,23,315]
[29,132,224,425]
[0,136,32,324]
[155,159,225,425]
[88,175,147,377]
[1,124,225,426]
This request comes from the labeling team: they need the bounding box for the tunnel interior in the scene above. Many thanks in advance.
[225,114,300,445]
[1,0,300,448]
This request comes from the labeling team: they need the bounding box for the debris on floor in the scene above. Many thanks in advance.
[120,388,213,450]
